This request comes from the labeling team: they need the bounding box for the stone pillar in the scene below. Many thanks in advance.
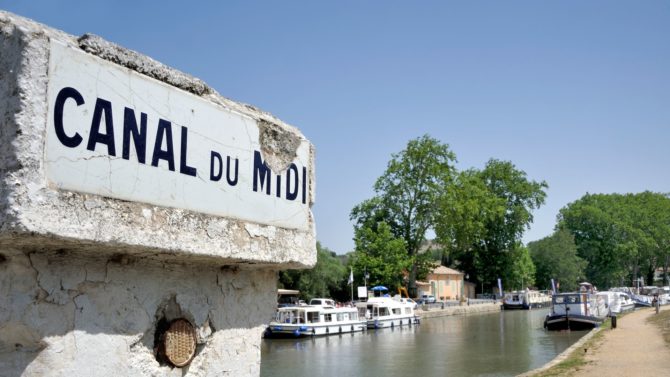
[0,11,315,377]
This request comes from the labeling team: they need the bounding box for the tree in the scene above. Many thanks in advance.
[528,229,586,292]
[558,192,670,288]
[278,242,347,301]
[434,169,504,285]
[504,244,536,290]
[351,135,457,296]
[349,222,410,290]
[436,159,547,291]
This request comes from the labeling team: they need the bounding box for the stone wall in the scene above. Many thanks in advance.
[0,250,276,376]
[0,11,316,376]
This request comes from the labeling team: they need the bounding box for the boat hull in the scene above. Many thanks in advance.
[264,322,367,338]
[503,301,550,310]
[367,316,420,329]
[544,314,605,331]
[502,303,528,310]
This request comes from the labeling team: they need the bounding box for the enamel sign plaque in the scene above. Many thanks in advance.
[45,41,311,230]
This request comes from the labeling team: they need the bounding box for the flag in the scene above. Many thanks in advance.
[497,278,503,298]
[348,268,354,285]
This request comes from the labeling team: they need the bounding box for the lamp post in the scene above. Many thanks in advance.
[463,274,469,300]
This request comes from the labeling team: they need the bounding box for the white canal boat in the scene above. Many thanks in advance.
[502,290,552,310]
[265,299,366,338]
[356,296,420,329]
[596,291,635,315]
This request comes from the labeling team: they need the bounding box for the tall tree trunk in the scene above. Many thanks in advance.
[408,263,417,298]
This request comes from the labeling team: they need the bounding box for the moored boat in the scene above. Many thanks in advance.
[265,301,366,338]
[502,290,552,310]
[356,296,420,329]
[596,291,635,315]
[544,283,608,331]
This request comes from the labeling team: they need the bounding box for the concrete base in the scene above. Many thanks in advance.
[0,249,276,376]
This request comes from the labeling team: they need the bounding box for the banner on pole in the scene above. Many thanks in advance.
[551,279,557,294]
[357,286,367,299]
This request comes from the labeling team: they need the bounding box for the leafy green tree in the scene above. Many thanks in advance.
[528,229,586,291]
[278,242,347,301]
[350,222,410,290]
[435,169,504,285]
[436,159,547,291]
[504,244,536,290]
[558,192,670,288]
[351,135,457,296]
[558,194,628,287]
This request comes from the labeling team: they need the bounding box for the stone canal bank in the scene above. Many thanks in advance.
[417,302,501,319]
[521,305,670,377]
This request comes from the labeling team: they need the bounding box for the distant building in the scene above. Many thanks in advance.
[416,265,466,300]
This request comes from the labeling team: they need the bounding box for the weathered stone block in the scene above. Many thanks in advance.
[0,10,316,376]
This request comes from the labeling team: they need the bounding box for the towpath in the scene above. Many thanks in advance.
[571,305,670,376]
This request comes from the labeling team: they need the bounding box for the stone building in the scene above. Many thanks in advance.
[0,11,315,376]
[416,265,465,301]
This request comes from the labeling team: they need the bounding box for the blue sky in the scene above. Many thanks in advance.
[3,1,669,254]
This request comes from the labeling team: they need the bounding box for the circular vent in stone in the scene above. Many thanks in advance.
[163,319,196,367]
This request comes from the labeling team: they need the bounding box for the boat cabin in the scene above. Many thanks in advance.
[274,306,360,325]
[309,298,336,307]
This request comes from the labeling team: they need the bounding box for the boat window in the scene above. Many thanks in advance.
[392,308,401,315]
[307,312,320,323]
[379,307,390,317]
[358,307,366,318]
[324,313,332,322]
[337,313,345,322]
[554,295,581,304]
[405,308,411,315]
[351,312,358,320]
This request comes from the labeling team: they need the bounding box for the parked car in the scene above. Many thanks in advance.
[420,295,436,304]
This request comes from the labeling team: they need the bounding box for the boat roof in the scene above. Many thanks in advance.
[278,289,300,295]
[277,305,357,313]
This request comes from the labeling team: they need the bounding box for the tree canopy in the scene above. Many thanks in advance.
[350,135,457,296]
[528,228,586,292]
[278,242,348,301]
[558,191,670,288]
[349,221,409,290]
[350,136,546,296]
[435,159,547,291]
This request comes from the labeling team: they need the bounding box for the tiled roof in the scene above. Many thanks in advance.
[431,265,463,275]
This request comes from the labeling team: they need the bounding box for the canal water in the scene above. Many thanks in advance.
[260,308,587,377]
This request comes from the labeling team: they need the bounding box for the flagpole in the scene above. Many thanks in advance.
[352,268,355,303]
[349,267,354,304]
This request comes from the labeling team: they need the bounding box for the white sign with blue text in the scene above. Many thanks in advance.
[45,41,311,230]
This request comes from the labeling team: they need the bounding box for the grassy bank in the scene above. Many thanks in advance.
[646,308,670,346]
[531,319,613,377]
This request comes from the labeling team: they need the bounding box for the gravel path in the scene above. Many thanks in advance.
[573,305,670,376]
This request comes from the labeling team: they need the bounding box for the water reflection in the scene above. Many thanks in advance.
[261,309,587,377]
